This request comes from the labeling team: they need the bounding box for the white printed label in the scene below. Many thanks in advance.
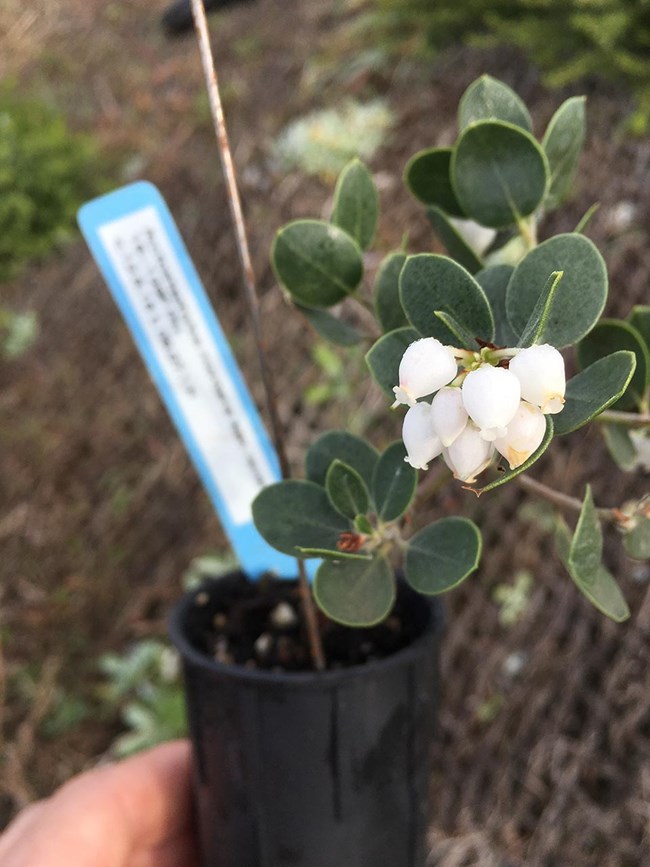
[98,206,276,525]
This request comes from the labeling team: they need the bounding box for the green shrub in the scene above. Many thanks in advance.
[272,99,394,180]
[0,307,38,358]
[0,84,107,281]
[369,0,650,132]
[99,640,186,757]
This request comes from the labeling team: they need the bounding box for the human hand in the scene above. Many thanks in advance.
[0,740,197,867]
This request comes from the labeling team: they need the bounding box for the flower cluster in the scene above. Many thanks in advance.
[394,338,566,483]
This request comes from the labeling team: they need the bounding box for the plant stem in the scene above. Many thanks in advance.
[598,409,650,428]
[190,0,286,475]
[296,560,325,670]
[349,295,381,339]
[517,474,619,524]
[191,0,325,671]
[490,347,519,361]
[517,214,537,249]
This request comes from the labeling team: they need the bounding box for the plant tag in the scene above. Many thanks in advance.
[78,181,301,579]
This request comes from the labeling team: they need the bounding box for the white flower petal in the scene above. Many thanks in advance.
[630,429,650,471]
[461,365,521,438]
[494,401,546,469]
[448,217,497,256]
[402,402,442,470]
[479,425,507,443]
[509,344,566,414]
[430,386,468,447]
[393,338,458,406]
[443,422,494,483]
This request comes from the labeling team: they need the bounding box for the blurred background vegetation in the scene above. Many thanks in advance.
[366,0,650,133]
[0,82,108,359]
[0,82,107,282]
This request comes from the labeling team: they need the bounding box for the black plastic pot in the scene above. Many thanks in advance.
[169,574,443,867]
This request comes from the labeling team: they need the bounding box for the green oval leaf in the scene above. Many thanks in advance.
[374,252,409,333]
[272,219,363,308]
[405,517,481,595]
[569,486,602,582]
[326,459,371,520]
[354,514,374,534]
[555,516,572,564]
[426,206,483,275]
[506,234,608,348]
[517,270,565,347]
[296,546,371,562]
[296,304,362,346]
[623,515,650,561]
[372,441,417,522]
[314,555,396,627]
[475,264,518,346]
[305,430,379,489]
[577,319,649,410]
[469,416,554,495]
[451,120,548,228]
[601,424,638,471]
[574,203,600,235]
[404,148,465,215]
[399,253,494,342]
[542,96,586,209]
[434,310,479,350]
[555,351,637,435]
[252,480,350,556]
[577,567,630,622]
[555,517,629,622]
[628,305,650,353]
[569,490,630,622]
[458,75,532,132]
[331,159,378,250]
[365,326,419,398]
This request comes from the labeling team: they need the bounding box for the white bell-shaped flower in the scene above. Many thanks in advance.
[448,217,497,257]
[431,386,468,447]
[509,344,566,414]
[494,400,546,469]
[630,429,650,471]
[402,402,442,470]
[461,364,521,441]
[443,421,494,483]
[393,338,458,407]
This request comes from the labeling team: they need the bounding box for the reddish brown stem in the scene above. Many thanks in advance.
[191,0,325,671]
[598,410,650,428]
[517,474,619,524]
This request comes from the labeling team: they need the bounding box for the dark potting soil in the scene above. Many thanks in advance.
[190,572,426,672]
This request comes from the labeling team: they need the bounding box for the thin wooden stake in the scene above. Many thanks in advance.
[190,0,325,671]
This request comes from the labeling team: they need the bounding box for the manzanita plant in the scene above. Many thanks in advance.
[252,75,649,630]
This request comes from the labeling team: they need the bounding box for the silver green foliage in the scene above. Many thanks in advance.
[272,99,394,179]
[100,640,186,757]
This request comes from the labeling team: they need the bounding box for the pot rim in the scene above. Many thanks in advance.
[168,575,444,690]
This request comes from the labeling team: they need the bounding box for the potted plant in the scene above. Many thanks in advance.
[166,30,650,862]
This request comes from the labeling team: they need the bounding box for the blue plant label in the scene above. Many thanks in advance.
[78,181,300,580]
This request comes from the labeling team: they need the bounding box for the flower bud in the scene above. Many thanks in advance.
[448,217,496,257]
[431,386,468,447]
[494,401,546,469]
[461,364,521,441]
[443,422,494,483]
[509,344,566,414]
[402,402,442,470]
[393,337,458,407]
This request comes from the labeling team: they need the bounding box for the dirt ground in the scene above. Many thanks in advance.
[1,1,648,864]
